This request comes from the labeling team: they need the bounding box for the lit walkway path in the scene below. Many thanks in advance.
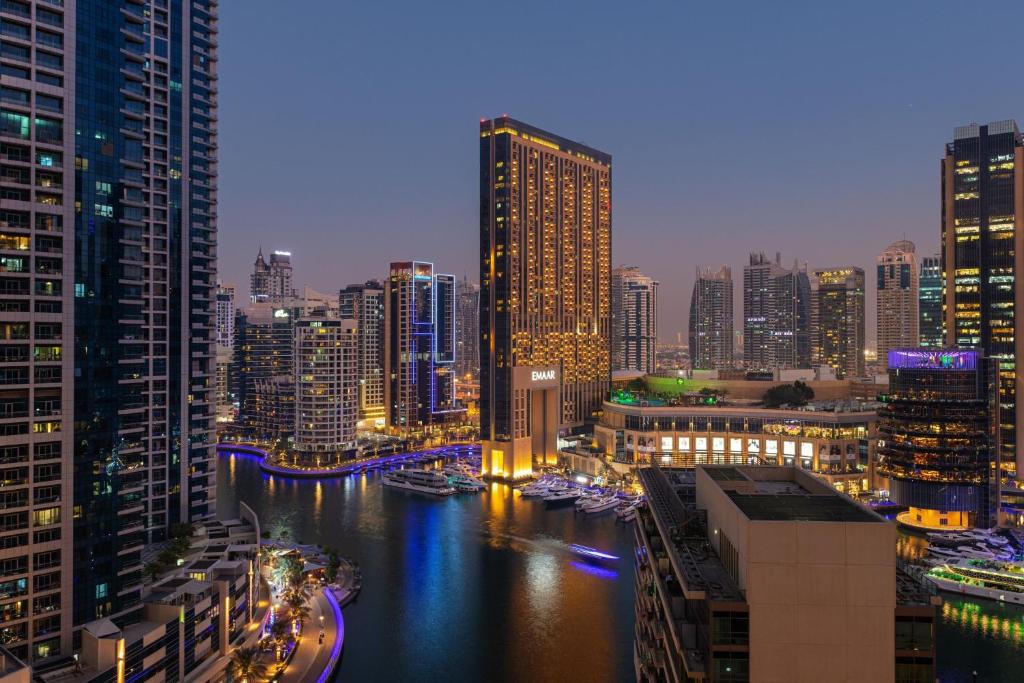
[277,588,344,683]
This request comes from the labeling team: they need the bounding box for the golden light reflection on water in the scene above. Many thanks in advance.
[314,481,323,523]
[943,600,1024,645]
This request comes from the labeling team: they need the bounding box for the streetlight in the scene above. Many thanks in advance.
[319,614,325,628]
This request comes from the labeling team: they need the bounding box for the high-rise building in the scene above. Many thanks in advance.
[340,280,385,422]
[812,267,866,378]
[250,248,294,304]
[634,465,937,683]
[918,254,943,348]
[611,266,658,374]
[293,317,357,461]
[216,282,236,349]
[688,265,734,370]
[743,253,811,371]
[876,241,918,369]
[455,276,480,380]
[235,304,294,434]
[479,117,611,479]
[216,283,236,421]
[876,349,998,529]
[942,121,1024,474]
[0,0,217,658]
[384,262,461,435]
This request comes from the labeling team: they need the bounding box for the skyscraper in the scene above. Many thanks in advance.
[479,116,611,479]
[340,281,386,423]
[235,304,294,435]
[688,265,734,370]
[455,276,480,380]
[743,253,811,371]
[294,316,358,461]
[876,241,919,369]
[250,248,294,304]
[216,282,236,349]
[813,267,866,378]
[918,254,943,348]
[384,262,461,435]
[611,266,658,374]
[942,121,1024,473]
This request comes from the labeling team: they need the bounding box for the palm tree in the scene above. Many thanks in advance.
[285,590,306,611]
[291,604,311,628]
[229,646,267,683]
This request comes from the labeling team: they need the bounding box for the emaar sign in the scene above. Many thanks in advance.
[531,370,556,382]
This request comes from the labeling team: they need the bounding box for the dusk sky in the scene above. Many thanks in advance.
[218,0,1024,344]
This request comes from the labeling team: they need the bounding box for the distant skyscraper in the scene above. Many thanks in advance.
[918,254,943,348]
[743,253,811,370]
[455,277,480,380]
[942,120,1024,473]
[250,248,295,303]
[611,266,658,374]
[294,316,358,460]
[688,266,734,370]
[479,117,611,479]
[876,241,919,369]
[813,267,866,378]
[339,281,386,422]
[216,282,236,349]
[235,304,294,434]
[384,262,461,434]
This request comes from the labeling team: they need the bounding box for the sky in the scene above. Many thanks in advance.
[218,0,1024,345]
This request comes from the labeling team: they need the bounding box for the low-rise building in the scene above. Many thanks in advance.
[634,465,938,682]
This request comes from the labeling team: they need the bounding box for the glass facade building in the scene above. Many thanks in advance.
[812,267,866,378]
[918,254,942,348]
[339,280,385,421]
[688,265,733,370]
[611,265,658,374]
[876,241,918,370]
[876,349,998,529]
[742,253,811,371]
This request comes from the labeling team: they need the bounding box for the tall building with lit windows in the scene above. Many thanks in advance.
[688,265,733,370]
[340,280,385,422]
[942,121,1024,476]
[455,276,480,380]
[918,254,943,348]
[384,262,462,435]
[294,316,358,460]
[876,241,918,370]
[743,253,811,371]
[0,0,219,661]
[812,267,865,378]
[479,117,611,479]
[611,265,658,374]
[250,248,294,304]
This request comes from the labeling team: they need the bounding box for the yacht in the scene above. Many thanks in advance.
[544,488,582,507]
[582,496,621,514]
[926,559,1024,604]
[965,530,1010,547]
[616,501,640,522]
[449,473,486,492]
[382,469,456,496]
[957,546,997,560]
[928,546,960,559]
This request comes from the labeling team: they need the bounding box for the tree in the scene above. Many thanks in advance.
[285,590,307,611]
[270,619,292,648]
[762,381,815,408]
[291,604,311,627]
[229,646,267,683]
[325,552,341,584]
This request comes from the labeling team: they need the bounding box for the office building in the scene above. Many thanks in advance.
[918,254,943,348]
[235,304,294,435]
[634,465,937,683]
[743,253,811,371]
[250,248,294,304]
[293,316,358,461]
[216,282,235,349]
[340,280,386,423]
[813,267,866,378]
[384,262,461,435]
[688,265,734,370]
[611,266,658,374]
[876,349,998,530]
[455,276,480,380]
[942,121,1024,474]
[479,116,612,479]
[876,241,918,369]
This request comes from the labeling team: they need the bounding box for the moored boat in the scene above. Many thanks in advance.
[382,468,456,496]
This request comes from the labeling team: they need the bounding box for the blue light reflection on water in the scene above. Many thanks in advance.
[570,560,618,581]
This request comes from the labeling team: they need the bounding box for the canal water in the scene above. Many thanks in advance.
[217,450,637,683]
[218,452,1024,682]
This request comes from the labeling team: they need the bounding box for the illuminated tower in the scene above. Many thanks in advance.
[918,254,943,348]
[743,253,811,371]
[812,267,865,378]
[876,241,918,369]
[611,266,658,374]
[688,265,733,370]
[340,281,386,422]
[942,120,1024,476]
[479,116,611,479]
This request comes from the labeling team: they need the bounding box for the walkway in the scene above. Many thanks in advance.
[216,442,477,479]
[276,588,344,683]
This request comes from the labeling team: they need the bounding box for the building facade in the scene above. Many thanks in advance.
[250,248,294,304]
[942,121,1024,476]
[876,241,918,369]
[215,282,235,349]
[479,116,612,479]
[455,276,480,381]
[742,253,811,371]
[384,262,461,436]
[688,265,733,370]
[611,266,658,374]
[234,304,293,435]
[634,465,937,683]
[293,317,357,460]
[813,267,866,378]
[339,280,385,422]
[918,254,943,348]
[875,349,998,530]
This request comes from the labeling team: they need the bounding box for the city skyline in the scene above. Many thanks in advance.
[216,1,1024,344]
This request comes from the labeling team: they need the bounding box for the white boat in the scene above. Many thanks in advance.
[928,546,960,558]
[544,489,582,506]
[382,469,456,496]
[520,484,552,498]
[957,546,997,560]
[965,530,1010,547]
[926,559,1024,605]
[616,502,639,522]
[582,496,621,514]
[449,473,485,492]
